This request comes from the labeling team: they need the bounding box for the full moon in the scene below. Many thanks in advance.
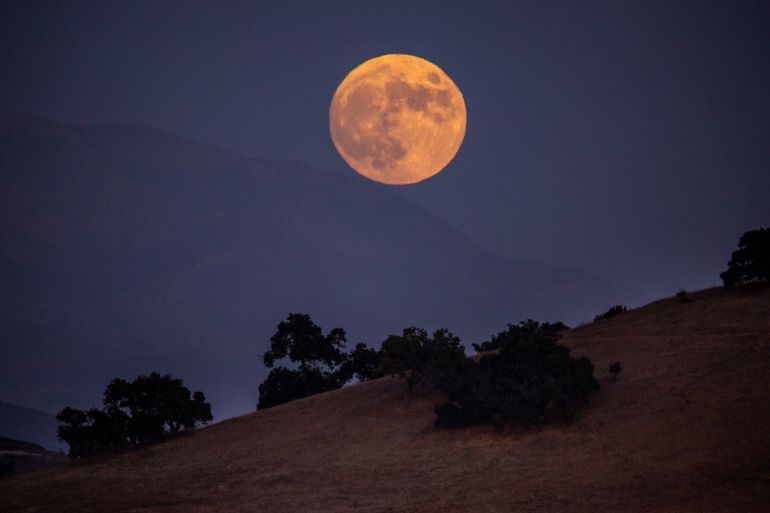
[329,54,466,185]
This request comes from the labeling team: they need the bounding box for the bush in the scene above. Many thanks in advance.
[593,305,627,322]
[609,361,623,381]
[57,373,212,458]
[676,289,693,304]
[434,326,598,431]
[433,402,465,428]
[472,319,568,353]
[720,228,770,287]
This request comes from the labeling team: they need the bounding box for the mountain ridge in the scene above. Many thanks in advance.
[0,401,59,450]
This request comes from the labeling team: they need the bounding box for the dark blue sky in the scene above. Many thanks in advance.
[2,0,768,296]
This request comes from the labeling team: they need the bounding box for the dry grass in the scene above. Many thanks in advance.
[2,286,769,512]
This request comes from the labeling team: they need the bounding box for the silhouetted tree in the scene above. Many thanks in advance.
[593,305,627,322]
[720,227,770,287]
[258,313,350,410]
[258,367,335,409]
[103,373,213,445]
[57,373,212,458]
[472,319,568,353]
[379,327,465,401]
[56,407,128,458]
[340,342,382,382]
[263,313,348,372]
[434,325,599,431]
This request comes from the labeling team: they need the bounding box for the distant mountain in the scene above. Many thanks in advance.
[0,110,643,418]
[0,435,66,475]
[0,401,59,450]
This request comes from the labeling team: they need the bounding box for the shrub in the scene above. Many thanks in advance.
[433,402,465,429]
[609,361,623,381]
[676,289,693,304]
[593,305,627,322]
[57,373,212,458]
[434,324,599,431]
[472,319,568,353]
[720,227,770,287]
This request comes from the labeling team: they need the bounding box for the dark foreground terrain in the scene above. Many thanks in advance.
[1,287,769,512]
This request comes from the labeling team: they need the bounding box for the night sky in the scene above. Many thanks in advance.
[2,0,768,296]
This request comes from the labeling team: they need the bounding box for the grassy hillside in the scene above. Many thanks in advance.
[1,287,768,512]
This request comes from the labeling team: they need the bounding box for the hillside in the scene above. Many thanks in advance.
[0,437,65,476]
[0,110,641,420]
[1,286,768,512]
[0,402,59,450]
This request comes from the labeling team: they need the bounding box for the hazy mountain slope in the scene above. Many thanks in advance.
[0,110,642,419]
[0,402,58,450]
[1,287,767,512]
[0,436,65,475]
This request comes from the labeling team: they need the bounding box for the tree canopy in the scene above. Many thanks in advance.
[258,314,381,410]
[379,327,465,399]
[471,319,568,353]
[57,373,212,458]
[435,324,598,431]
[376,321,598,430]
[720,227,770,287]
[257,315,599,432]
[263,313,348,372]
[339,342,382,383]
[593,305,627,322]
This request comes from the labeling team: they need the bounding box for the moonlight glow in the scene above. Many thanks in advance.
[329,54,467,185]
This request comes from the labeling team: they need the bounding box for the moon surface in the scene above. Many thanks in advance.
[329,54,466,185]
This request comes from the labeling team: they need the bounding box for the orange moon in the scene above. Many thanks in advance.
[329,54,467,185]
